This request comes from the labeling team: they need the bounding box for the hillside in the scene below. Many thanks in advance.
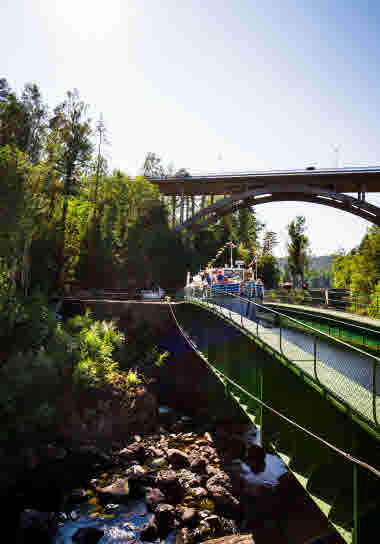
[278,255,333,272]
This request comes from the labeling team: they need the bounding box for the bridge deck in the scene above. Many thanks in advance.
[150,167,380,195]
[192,298,380,431]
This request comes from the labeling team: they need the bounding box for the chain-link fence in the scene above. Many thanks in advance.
[184,288,380,431]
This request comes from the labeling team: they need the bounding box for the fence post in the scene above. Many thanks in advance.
[260,368,264,446]
[279,315,284,355]
[313,335,319,382]
[373,360,378,425]
[352,430,358,544]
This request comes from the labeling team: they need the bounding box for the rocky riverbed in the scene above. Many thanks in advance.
[16,409,289,543]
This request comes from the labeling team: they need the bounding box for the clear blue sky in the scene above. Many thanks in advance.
[2,0,380,256]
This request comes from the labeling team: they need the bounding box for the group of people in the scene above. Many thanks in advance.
[201,269,241,285]
[241,274,265,303]
[198,268,265,303]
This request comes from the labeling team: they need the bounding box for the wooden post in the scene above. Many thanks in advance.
[191,195,195,217]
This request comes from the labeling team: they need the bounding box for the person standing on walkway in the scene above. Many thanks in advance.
[247,275,256,299]
[256,278,265,304]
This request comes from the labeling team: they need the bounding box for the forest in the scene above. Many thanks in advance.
[0,79,278,442]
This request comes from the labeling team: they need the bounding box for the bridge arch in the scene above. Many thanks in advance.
[174,184,380,232]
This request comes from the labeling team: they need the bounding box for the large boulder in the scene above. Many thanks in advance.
[167,449,190,469]
[155,503,176,535]
[155,470,184,504]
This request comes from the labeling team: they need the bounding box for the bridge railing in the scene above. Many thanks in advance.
[183,288,380,431]
[264,288,380,318]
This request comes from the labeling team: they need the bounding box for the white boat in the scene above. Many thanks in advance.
[187,266,247,296]
[140,286,165,299]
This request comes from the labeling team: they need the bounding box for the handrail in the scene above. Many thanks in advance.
[265,290,380,318]
[272,308,380,336]
[218,291,380,364]
[184,288,379,430]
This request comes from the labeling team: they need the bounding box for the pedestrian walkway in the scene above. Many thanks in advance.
[188,296,380,430]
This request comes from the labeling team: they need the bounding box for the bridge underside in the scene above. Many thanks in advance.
[167,184,380,232]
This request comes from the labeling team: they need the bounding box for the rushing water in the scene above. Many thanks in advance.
[54,498,156,543]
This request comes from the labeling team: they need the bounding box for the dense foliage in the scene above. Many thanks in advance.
[332,226,380,315]
[0,79,287,442]
[0,79,284,295]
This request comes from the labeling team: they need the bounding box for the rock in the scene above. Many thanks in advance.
[206,465,220,477]
[246,445,266,473]
[155,469,177,488]
[206,471,233,493]
[176,527,193,544]
[207,485,240,517]
[151,457,167,469]
[204,514,220,529]
[149,447,165,458]
[126,464,146,480]
[146,487,167,511]
[97,478,129,503]
[140,515,159,541]
[181,507,197,526]
[188,451,208,473]
[19,509,55,543]
[167,449,190,469]
[177,469,202,490]
[191,486,207,499]
[199,520,212,537]
[72,527,104,543]
[155,470,184,503]
[118,442,146,464]
[155,503,176,535]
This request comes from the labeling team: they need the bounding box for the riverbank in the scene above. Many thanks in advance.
[12,403,292,543]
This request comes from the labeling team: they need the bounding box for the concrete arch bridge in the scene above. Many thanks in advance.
[148,167,380,231]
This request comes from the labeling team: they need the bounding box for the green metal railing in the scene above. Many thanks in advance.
[270,307,380,354]
[184,287,380,432]
[265,289,380,318]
